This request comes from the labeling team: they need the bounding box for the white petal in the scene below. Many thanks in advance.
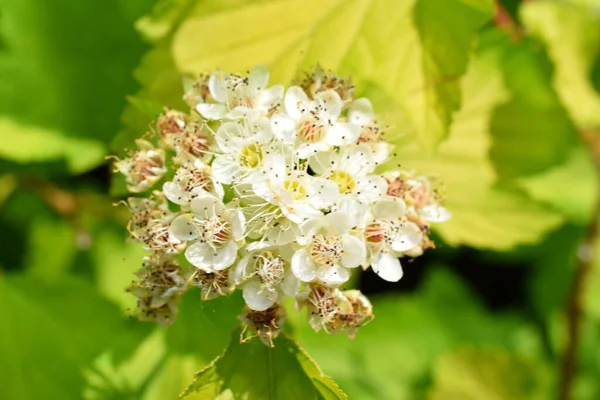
[248,64,270,93]
[185,242,214,270]
[338,143,375,176]
[284,202,322,224]
[356,175,388,203]
[233,254,251,284]
[252,181,277,205]
[196,103,228,120]
[284,86,310,120]
[315,89,342,119]
[270,113,296,144]
[215,122,245,151]
[317,264,349,286]
[348,98,374,125]
[419,204,451,223]
[266,220,299,245]
[372,253,403,282]
[227,209,246,241]
[190,194,224,217]
[298,217,325,244]
[291,249,317,282]
[372,197,406,220]
[243,280,276,311]
[341,235,366,268]
[324,211,353,235]
[212,240,238,270]
[391,221,422,253]
[281,271,300,297]
[296,142,330,159]
[308,151,333,176]
[213,182,225,200]
[306,177,339,209]
[256,85,284,110]
[335,198,368,228]
[250,116,273,143]
[163,181,188,205]
[326,123,361,146]
[169,214,199,241]
[226,106,254,120]
[211,156,242,184]
[209,71,229,103]
[373,142,391,164]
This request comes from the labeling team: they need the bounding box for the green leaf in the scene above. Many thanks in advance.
[91,222,148,310]
[165,289,245,361]
[114,0,262,150]
[181,330,347,399]
[521,0,600,128]
[527,225,582,321]
[489,36,577,179]
[396,31,564,250]
[428,347,549,400]
[0,118,106,174]
[0,274,146,399]
[0,0,152,173]
[517,145,597,225]
[291,268,543,400]
[24,206,77,281]
[171,0,493,148]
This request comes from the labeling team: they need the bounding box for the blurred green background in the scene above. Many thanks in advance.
[1,0,600,399]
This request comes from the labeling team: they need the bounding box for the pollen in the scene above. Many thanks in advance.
[239,142,263,169]
[298,120,325,143]
[283,180,307,200]
[329,170,356,194]
[310,234,343,266]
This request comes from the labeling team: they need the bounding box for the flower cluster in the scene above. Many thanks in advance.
[114,65,450,346]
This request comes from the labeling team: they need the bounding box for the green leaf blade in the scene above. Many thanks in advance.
[181,330,347,400]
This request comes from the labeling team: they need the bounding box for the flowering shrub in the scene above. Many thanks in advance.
[114,65,450,346]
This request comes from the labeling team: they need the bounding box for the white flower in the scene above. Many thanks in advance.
[252,155,339,224]
[363,197,422,282]
[163,158,223,206]
[114,139,166,193]
[116,65,452,337]
[169,194,246,271]
[244,203,302,245]
[274,86,360,158]
[196,65,284,120]
[384,171,451,223]
[349,98,390,164]
[233,243,299,311]
[211,120,278,184]
[419,204,451,223]
[291,212,366,286]
[309,144,388,203]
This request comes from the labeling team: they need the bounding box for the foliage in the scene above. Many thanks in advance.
[181,330,346,399]
[1,0,600,399]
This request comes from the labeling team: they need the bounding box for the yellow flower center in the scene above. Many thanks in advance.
[283,180,307,200]
[239,142,263,169]
[329,171,356,194]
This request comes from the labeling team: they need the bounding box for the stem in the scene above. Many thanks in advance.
[558,131,600,400]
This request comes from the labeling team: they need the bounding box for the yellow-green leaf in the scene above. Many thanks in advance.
[0,118,106,173]
[171,0,493,148]
[429,348,549,400]
[396,32,563,250]
[521,0,600,128]
[517,145,597,225]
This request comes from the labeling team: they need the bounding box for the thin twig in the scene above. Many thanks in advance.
[558,130,600,400]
